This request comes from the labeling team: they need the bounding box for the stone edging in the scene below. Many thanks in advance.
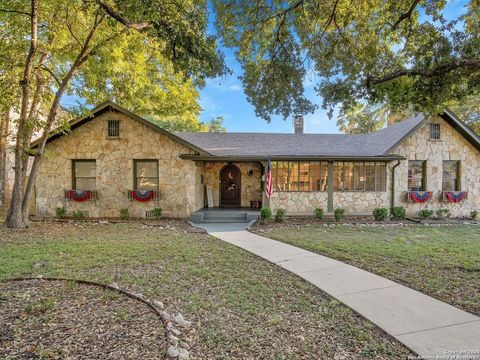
[1,276,193,360]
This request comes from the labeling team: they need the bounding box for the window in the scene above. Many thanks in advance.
[107,120,120,138]
[408,160,426,191]
[134,160,159,190]
[429,123,441,140]
[333,162,386,192]
[72,160,96,190]
[443,161,460,191]
[271,161,328,192]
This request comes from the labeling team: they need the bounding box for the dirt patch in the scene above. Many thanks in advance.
[0,279,167,359]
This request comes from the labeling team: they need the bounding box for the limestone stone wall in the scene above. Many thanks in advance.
[391,116,480,217]
[36,110,202,218]
[269,191,329,215]
[332,191,390,215]
[203,162,262,207]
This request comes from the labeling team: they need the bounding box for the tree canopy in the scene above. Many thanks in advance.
[214,0,480,122]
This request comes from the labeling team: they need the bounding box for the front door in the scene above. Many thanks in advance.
[220,164,241,207]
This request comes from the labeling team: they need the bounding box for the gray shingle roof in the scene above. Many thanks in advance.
[175,114,425,158]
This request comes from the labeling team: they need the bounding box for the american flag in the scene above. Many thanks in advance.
[265,156,273,198]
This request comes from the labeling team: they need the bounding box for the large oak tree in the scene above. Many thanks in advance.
[1,0,225,228]
[214,0,480,121]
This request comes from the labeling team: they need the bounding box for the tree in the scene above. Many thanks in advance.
[202,116,226,132]
[1,0,225,228]
[337,96,480,134]
[214,0,480,121]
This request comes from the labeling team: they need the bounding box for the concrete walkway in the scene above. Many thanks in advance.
[199,223,480,358]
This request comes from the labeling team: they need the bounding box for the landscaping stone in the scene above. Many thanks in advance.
[174,313,192,328]
[167,345,180,358]
[178,348,190,360]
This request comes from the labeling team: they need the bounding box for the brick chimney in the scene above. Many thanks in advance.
[293,115,304,134]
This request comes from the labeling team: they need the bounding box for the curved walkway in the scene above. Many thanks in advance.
[199,223,480,358]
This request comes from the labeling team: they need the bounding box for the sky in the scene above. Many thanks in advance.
[197,49,336,134]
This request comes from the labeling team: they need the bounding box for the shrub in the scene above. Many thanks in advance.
[260,207,272,221]
[417,209,434,219]
[119,208,130,220]
[72,210,84,220]
[436,208,451,219]
[152,207,162,219]
[373,208,388,221]
[314,208,324,220]
[55,207,67,219]
[334,208,346,222]
[275,208,286,222]
[390,206,406,220]
[471,210,478,220]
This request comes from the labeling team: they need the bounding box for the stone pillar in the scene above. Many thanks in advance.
[327,161,334,213]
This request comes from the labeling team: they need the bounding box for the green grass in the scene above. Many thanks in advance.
[0,222,411,359]
[257,224,480,316]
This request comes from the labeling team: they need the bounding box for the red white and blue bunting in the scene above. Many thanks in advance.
[67,190,93,202]
[445,191,467,203]
[408,191,432,203]
[129,190,155,202]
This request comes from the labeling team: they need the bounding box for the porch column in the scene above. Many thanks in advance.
[327,161,334,213]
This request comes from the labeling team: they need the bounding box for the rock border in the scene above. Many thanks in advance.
[1,276,193,360]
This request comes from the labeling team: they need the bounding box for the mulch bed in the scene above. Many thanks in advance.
[0,279,167,359]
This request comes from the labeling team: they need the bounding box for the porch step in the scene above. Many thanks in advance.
[202,212,248,223]
[190,210,258,224]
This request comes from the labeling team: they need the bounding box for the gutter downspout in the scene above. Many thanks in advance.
[391,160,402,210]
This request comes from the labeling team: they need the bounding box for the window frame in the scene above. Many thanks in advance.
[333,161,387,192]
[408,160,427,191]
[107,120,120,138]
[271,161,328,192]
[72,159,96,190]
[429,123,441,140]
[133,159,159,190]
[442,160,461,191]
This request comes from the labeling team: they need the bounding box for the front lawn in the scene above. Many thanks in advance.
[0,221,410,359]
[253,223,480,316]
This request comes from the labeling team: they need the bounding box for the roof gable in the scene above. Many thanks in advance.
[31,101,210,156]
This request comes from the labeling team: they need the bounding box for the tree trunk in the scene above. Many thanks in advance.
[6,0,39,229]
[0,111,9,209]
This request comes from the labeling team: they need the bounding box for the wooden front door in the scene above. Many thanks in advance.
[220,164,241,207]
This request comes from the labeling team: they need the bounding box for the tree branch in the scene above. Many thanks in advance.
[95,0,152,30]
[367,58,480,86]
[391,0,421,30]
[0,8,30,16]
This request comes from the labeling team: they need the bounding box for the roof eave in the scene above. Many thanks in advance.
[442,108,480,151]
[179,154,406,161]
[30,101,211,156]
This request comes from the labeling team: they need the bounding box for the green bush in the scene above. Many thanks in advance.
[72,210,85,220]
[55,207,67,219]
[417,209,434,219]
[373,208,388,221]
[436,208,451,219]
[314,208,324,220]
[152,207,162,219]
[119,208,130,220]
[390,206,406,220]
[471,210,478,220]
[275,208,286,222]
[334,208,346,222]
[260,207,272,221]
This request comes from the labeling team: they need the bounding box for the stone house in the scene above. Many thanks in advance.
[30,101,480,219]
